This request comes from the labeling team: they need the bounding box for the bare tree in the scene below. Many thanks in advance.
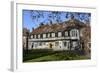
[30,10,91,25]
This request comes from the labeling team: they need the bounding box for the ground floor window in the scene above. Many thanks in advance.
[55,42,59,46]
[43,42,46,45]
[72,42,78,47]
[63,42,67,47]
[39,42,42,46]
[68,42,70,49]
[34,43,38,48]
[63,41,70,49]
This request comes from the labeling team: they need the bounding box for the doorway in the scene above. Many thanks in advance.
[49,43,53,48]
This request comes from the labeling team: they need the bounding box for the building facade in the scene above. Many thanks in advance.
[28,18,90,51]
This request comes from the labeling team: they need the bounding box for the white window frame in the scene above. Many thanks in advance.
[72,41,78,48]
[43,33,46,38]
[52,32,55,37]
[38,34,40,38]
[31,35,33,38]
[58,32,62,37]
[65,31,68,36]
[34,35,36,38]
[48,33,50,38]
[70,29,79,37]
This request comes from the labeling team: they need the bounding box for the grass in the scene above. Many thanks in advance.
[23,49,90,62]
[27,55,59,62]
[23,49,55,62]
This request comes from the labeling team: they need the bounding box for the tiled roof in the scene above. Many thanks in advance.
[31,19,86,35]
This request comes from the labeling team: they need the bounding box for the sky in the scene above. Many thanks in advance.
[23,10,91,32]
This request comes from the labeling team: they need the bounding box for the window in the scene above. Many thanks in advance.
[72,42,78,47]
[70,29,79,37]
[63,42,67,47]
[43,42,45,45]
[35,43,38,48]
[65,31,68,36]
[34,35,36,38]
[52,33,55,37]
[31,35,33,38]
[43,34,46,38]
[48,33,50,38]
[58,32,62,37]
[63,41,70,49]
[39,42,42,46]
[38,34,40,38]
[55,33,58,37]
[68,42,70,49]
[55,42,59,46]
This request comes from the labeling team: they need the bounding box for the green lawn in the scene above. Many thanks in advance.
[27,55,59,62]
[23,49,90,62]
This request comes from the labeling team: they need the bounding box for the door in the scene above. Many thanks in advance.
[49,43,53,48]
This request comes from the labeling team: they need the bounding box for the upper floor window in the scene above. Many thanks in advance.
[34,35,36,38]
[31,35,33,38]
[43,34,46,38]
[47,33,50,38]
[70,29,79,37]
[58,32,62,37]
[51,33,55,37]
[38,34,40,38]
[65,31,68,37]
